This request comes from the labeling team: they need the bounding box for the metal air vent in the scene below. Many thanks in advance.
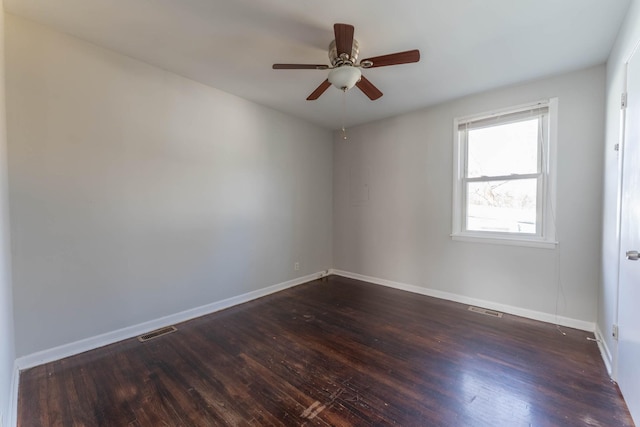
[468,306,503,318]
[137,326,177,342]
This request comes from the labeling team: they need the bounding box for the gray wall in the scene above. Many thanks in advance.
[0,2,16,425]
[333,66,605,324]
[6,15,333,357]
[600,0,640,373]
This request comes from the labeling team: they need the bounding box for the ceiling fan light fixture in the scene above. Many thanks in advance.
[328,66,362,91]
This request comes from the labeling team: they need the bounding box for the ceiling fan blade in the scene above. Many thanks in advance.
[306,79,332,100]
[334,23,355,56]
[361,49,420,68]
[273,64,329,70]
[356,75,383,100]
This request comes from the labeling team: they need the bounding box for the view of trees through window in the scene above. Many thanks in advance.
[465,118,540,234]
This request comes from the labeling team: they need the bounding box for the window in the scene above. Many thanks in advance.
[452,99,558,248]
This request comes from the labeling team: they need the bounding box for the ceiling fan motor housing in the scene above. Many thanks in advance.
[329,39,360,66]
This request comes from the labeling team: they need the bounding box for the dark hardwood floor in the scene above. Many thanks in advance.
[19,275,633,426]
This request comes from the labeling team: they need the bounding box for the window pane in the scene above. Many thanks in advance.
[466,179,537,234]
[467,118,539,178]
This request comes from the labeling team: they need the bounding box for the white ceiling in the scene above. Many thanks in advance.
[5,0,631,129]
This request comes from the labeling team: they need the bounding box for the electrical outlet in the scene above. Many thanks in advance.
[294,262,299,271]
[612,324,619,340]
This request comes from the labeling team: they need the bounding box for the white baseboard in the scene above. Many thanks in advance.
[595,325,613,377]
[330,269,595,332]
[16,271,327,371]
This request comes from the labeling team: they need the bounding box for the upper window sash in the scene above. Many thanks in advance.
[460,112,547,180]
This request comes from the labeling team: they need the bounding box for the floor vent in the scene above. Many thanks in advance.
[137,326,177,342]
[468,306,503,318]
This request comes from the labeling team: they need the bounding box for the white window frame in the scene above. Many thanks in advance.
[451,98,558,249]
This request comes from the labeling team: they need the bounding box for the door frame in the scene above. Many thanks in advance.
[613,37,640,381]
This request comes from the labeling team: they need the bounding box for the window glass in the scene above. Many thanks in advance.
[467,118,539,178]
[466,179,538,234]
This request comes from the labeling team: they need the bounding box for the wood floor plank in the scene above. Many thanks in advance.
[18,275,634,426]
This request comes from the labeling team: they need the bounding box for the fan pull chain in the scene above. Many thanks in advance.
[341,89,348,140]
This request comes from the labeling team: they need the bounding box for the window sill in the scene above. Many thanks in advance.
[451,233,558,249]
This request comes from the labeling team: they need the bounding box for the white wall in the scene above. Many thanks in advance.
[600,0,640,373]
[0,2,16,425]
[334,66,605,325]
[6,15,333,357]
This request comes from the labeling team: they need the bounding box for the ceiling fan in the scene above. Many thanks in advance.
[273,23,420,101]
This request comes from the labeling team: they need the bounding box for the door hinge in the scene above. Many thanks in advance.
[612,324,619,340]
[615,143,620,151]
[621,92,627,110]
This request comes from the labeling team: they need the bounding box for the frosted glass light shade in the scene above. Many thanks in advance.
[328,66,362,90]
